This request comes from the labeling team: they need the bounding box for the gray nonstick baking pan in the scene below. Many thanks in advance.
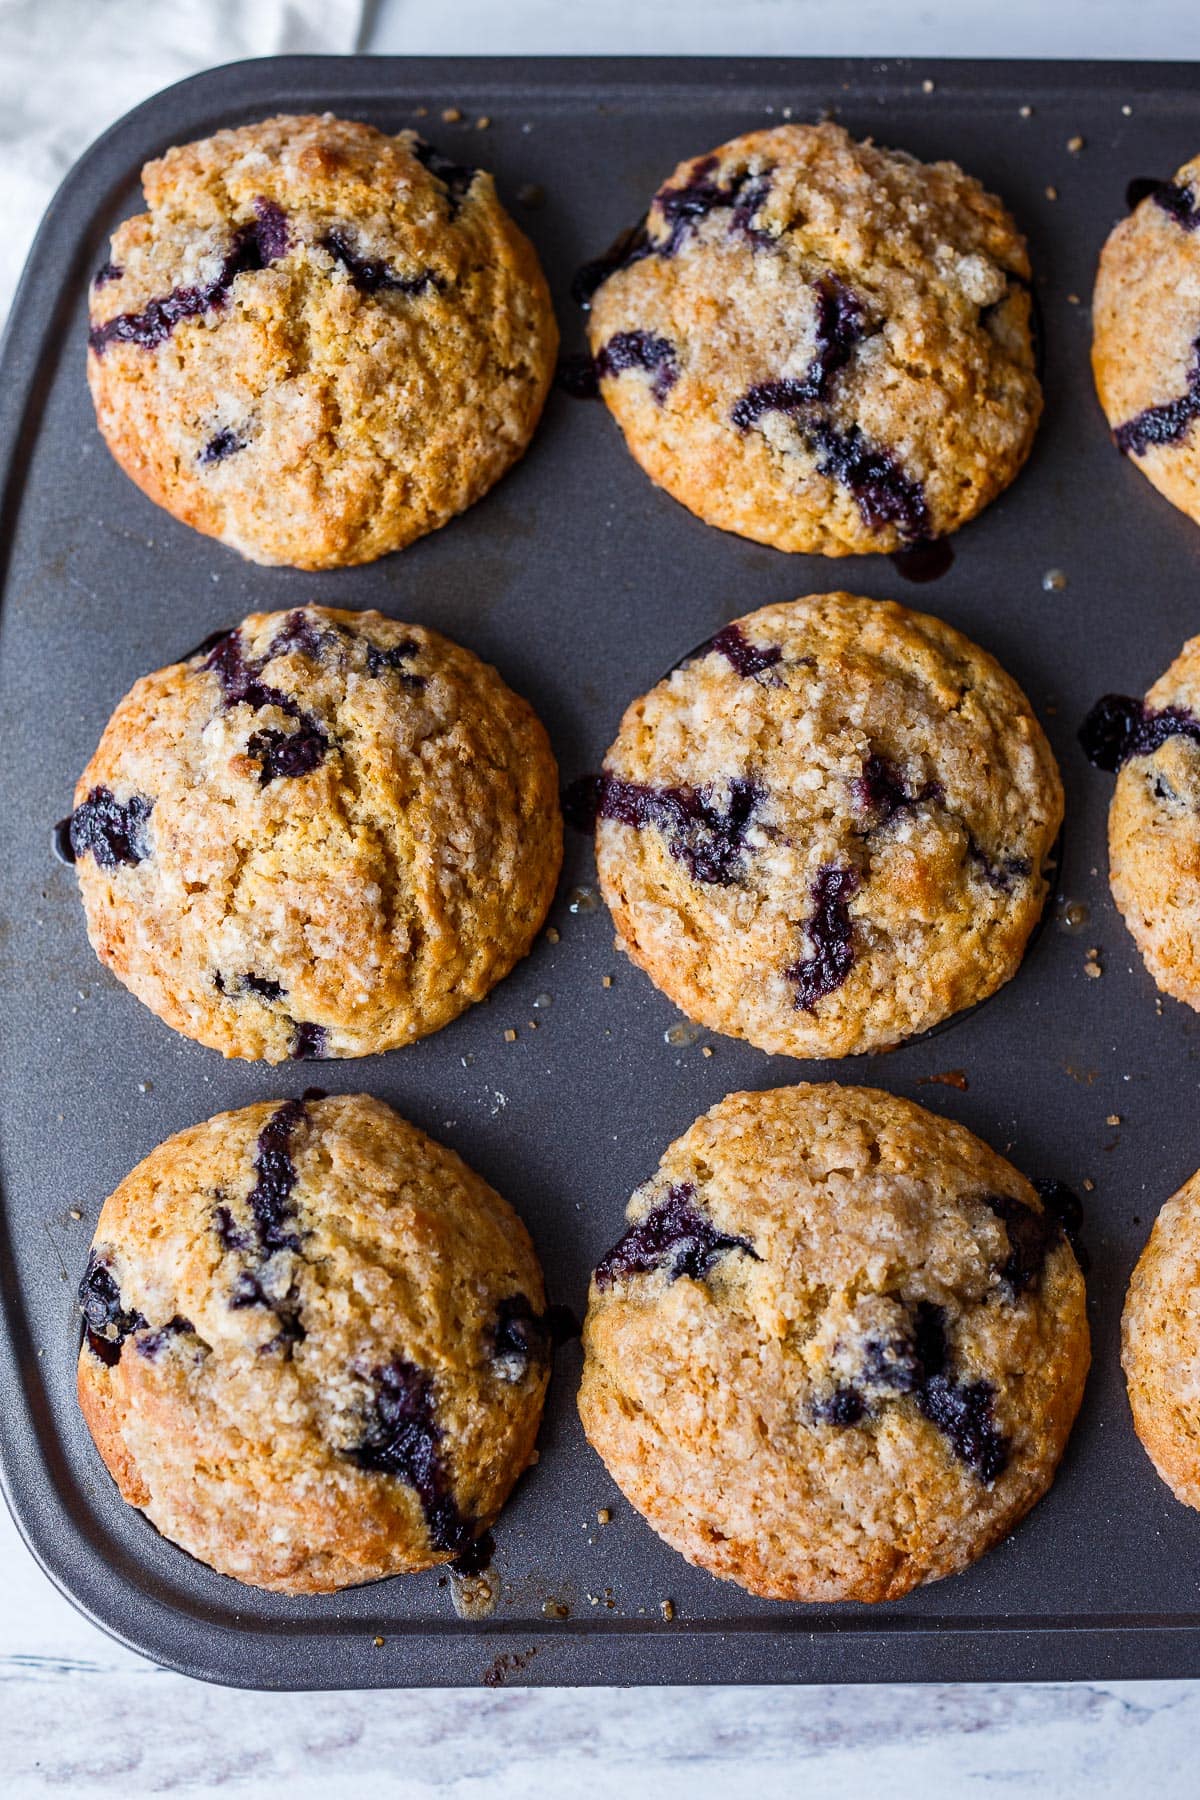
[3,54,1200,1689]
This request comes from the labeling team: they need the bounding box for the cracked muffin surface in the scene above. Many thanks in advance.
[66,605,562,1062]
[1081,636,1200,1011]
[581,121,1040,555]
[1093,158,1200,528]
[586,592,1061,1059]
[1122,1167,1200,1510]
[578,1084,1089,1603]
[86,112,557,568]
[76,1092,552,1593]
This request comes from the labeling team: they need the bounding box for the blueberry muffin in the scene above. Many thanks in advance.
[578,121,1040,555]
[1123,1168,1200,1509]
[578,1084,1089,1603]
[64,606,561,1061]
[1094,159,1200,526]
[86,114,557,569]
[579,593,1061,1058]
[1080,638,1200,1010]
[77,1092,552,1592]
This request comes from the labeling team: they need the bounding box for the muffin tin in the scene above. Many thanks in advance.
[3,54,1200,1688]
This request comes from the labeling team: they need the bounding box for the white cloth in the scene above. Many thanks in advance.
[0,0,365,323]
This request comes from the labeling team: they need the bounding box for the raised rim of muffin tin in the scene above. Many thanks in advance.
[6,54,1200,1688]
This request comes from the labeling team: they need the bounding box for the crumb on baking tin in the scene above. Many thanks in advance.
[597,1507,611,1524]
[702,1045,714,1058]
[442,106,462,123]
[1083,1178,1095,1191]
[1107,1114,1121,1127]
[545,926,561,944]
[1067,135,1085,153]
[542,1599,570,1620]
[1019,105,1033,118]
[922,79,935,94]
[660,1599,675,1621]
[1045,186,1058,201]
[917,1069,969,1091]
[504,1028,517,1042]
[476,116,491,130]
[373,1636,385,1648]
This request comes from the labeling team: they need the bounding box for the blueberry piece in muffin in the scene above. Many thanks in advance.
[1081,635,1200,1010]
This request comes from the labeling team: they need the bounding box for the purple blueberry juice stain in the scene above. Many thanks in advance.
[1033,1177,1088,1272]
[134,1316,194,1360]
[92,260,123,288]
[571,771,764,885]
[322,227,442,297]
[706,622,783,679]
[346,1358,473,1554]
[594,1182,759,1290]
[853,753,942,825]
[78,1254,147,1365]
[810,1299,1008,1483]
[246,720,330,786]
[450,1529,495,1579]
[808,420,931,541]
[571,158,773,307]
[1113,335,1200,456]
[890,539,954,584]
[240,974,285,1002]
[410,138,478,215]
[1079,692,1200,771]
[730,276,868,426]
[68,787,154,869]
[268,610,337,663]
[594,330,679,402]
[555,352,601,398]
[245,1098,306,1254]
[812,1387,866,1426]
[198,427,245,465]
[1152,181,1200,228]
[204,625,330,784]
[981,1192,1064,1298]
[88,197,290,354]
[291,1021,328,1060]
[213,1203,251,1252]
[489,1294,553,1383]
[364,637,423,684]
[229,1270,305,1353]
[787,864,859,1012]
[966,837,1031,892]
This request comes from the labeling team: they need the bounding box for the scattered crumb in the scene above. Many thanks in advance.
[412,105,428,117]
[1045,185,1058,202]
[1019,104,1033,118]
[1155,998,1164,1015]
[702,1045,714,1058]
[504,1028,517,1043]
[660,1599,675,1622]
[441,106,463,123]
[917,1069,969,1092]
[1083,1178,1096,1192]
[542,1599,570,1620]
[597,1507,611,1525]
[138,1080,153,1094]
[1067,134,1085,153]
[1107,1114,1122,1127]
[475,115,491,130]
[1122,104,1133,116]
[602,975,613,988]
[545,927,561,944]
[1084,957,1102,979]
[528,1019,538,1030]
[922,78,935,94]
[373,1636,385,1648]
[1067,294,1080,306]
[69,1208,82,1221]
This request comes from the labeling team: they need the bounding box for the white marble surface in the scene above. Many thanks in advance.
[4,3,1200,1793]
